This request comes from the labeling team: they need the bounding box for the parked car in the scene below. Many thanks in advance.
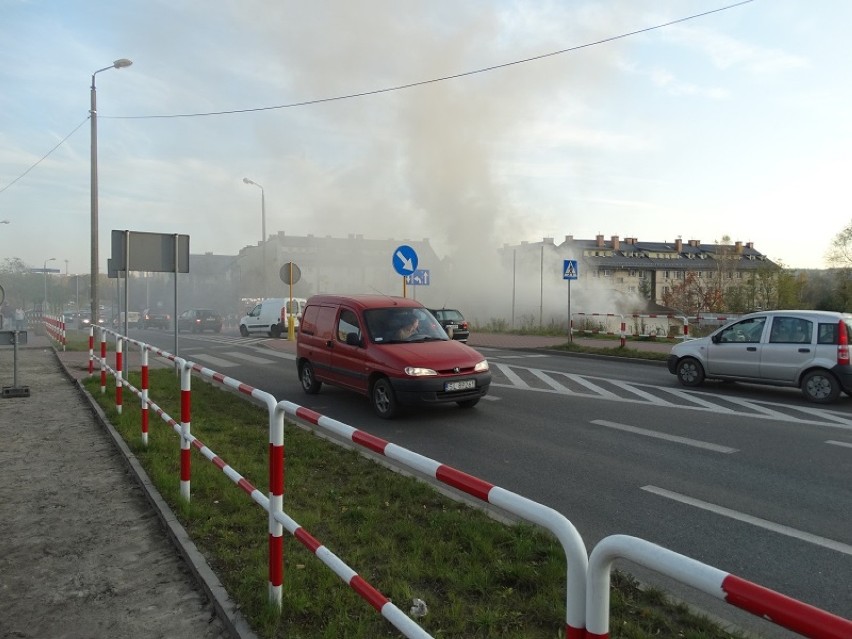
[428,307,470,342]
[296,294,491,418]
[113,311,141,328]
[141,308,170,329]
[177,309,222,333]
[667,310,852,403]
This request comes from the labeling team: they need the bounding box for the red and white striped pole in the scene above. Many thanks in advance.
[269,406,285,605]
[179,360,192,502]
[115,336,123,414]
[619,319,626,348]
[88,326,94,376]
[140,345,149,447]
[60,316,66,351]
[99,328,107,394]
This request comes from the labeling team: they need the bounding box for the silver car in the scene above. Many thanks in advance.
[667,310,852,403]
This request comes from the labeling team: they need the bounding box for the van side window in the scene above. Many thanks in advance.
[300,305,320,335]
[770,317,812,343]
[719,317,765,343]
[817,323,838,344]
[337,309,361,343]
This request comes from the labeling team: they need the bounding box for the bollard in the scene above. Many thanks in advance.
[115,336,123,414]
[140,345,149,447]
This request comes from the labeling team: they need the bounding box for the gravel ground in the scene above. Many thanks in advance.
[0,342,242,639]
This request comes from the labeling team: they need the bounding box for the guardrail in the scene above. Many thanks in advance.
[86,326,851,638]
[586,535,852,639]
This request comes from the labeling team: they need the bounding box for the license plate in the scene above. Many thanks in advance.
[445,379,475,392]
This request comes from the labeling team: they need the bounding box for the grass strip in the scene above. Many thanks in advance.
[83,369,742,639]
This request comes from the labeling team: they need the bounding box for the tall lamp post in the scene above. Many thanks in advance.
[242,177,267,297]
[91,58,132,326]
[43,257,56,313]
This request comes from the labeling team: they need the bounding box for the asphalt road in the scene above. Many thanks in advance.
[104,327,852,638]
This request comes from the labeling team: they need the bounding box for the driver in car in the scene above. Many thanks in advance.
[393,313,420,341]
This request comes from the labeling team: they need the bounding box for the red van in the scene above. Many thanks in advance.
[296,294,491,418]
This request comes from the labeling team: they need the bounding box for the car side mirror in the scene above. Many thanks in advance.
[711,333,721,344]
[346,332,361,347]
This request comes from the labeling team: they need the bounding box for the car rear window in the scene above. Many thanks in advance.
[818,320,852,345]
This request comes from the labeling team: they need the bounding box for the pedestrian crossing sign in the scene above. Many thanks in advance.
[563,259,578,280]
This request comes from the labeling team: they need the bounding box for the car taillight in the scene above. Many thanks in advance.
[838,320,850,365]
[460,321,468,329]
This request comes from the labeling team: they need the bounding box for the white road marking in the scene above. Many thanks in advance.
[642,485,852,556]
[565,374,619,399]
[494,363,530,389]
[529,369,572,392]
[662,387,735,411]
[222,351,276,365]
[607,380,673,405]
[187,353,239,369]
[592,420,737,453]
[826,440,852,449]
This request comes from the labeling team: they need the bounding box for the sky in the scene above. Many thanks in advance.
[2,0,851,282]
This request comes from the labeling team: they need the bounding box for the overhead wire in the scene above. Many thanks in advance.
[0,0,755,193]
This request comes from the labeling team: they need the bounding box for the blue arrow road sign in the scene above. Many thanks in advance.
[405,269,430,286]
[563,259,578,280]
[393,245,419,276]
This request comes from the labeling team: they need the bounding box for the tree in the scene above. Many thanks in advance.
[826,218,852,267]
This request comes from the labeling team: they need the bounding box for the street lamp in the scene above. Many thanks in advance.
[242,177,267,297]
[91,58,132,326]
[43,257,56,312]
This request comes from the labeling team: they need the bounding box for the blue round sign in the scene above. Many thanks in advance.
[392,245,419,276]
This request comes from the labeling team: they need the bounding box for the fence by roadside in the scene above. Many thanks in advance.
[46,323,852,639]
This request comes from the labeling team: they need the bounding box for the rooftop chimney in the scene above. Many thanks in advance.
[596,234,605,247]
[611,235,620,251]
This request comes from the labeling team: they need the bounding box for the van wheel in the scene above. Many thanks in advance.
[801,370,840,404]
[676,358,705,387]
[239,325,249,337]
[372,378,398,419]
[299,361,322,394]
[457,398,479,409]
[270,324,282,338]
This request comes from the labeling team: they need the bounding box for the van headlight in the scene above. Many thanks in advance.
[405,366,437,376]
[474,360,489,372]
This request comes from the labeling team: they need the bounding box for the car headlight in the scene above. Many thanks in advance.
[404,366,437,376]
[474,360,489,372]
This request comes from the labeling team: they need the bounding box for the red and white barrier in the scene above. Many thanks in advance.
[278,401,589,639]
[586,535,852,639]
[90,326,849,638]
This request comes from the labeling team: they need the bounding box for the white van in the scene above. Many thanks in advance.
[239,298,302,338]
[281,297,308,333]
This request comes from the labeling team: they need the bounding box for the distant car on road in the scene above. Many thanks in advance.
[142,308,170,329]
[177,309,222,333]
[77,311,106,329]
[427,308,470,342]
[667,309,852,403]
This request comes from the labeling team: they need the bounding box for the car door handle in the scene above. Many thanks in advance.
[326,340,334,348]
[746,346,757,351]
[798,348,811,353]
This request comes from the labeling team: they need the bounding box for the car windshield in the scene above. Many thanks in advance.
[365,307,449,344]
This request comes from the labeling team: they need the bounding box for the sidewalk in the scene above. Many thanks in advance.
[0,333,252,639]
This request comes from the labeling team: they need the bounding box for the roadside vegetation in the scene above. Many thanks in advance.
[83,368,744,639]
